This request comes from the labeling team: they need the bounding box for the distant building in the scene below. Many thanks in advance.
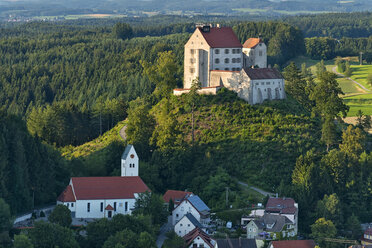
[215,237,257,248]
[183,227,216,248]
[268,240,316,248]
[57,145,149,219]
[175,213,203,237]
[175,24,285,105]
[172,195,210,226]
[163,190,193,206]
[362,228,372,246]
[265,197,298,235]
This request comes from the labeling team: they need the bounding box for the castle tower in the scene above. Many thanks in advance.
[121,145,139,177]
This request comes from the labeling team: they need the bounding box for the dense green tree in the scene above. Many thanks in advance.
[339,125,365,161]
[162,231,185,248]
[311,218,337,247]
[138,232,157,248]
[102,229,137,248]
[315,194,342,227]
[344,61,352,77]
[345,214,362,239]
[113,23,133,40]
[29,221,79,248]
[321,117,338,152]
[133,191,167,225]
[367,74,372,86]
[13,234,34,248]
[0,199,11,232]
[48,204,72,227]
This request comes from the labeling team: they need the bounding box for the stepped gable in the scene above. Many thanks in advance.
[57,185,76,202]
[270,240,316,248]
[243,38,263,49]
[163,190,193,204]
[183,227,215,248]
[70,176,149,200]
[198,27,242,48]
[244,68,283,80]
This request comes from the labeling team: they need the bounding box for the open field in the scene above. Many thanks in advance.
[233,8,332,15]
[288,56,372,117]
[32,14,127,20]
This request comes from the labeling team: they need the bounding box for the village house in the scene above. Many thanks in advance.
[172,195,211,226]
[56,145,149,219]
[215,237,257,248]
[265,197,298,235]
[163,190,193,207]
[183,227,216,248]
[268,240,316,248]
[174,24,285,105]
[175,213,204,237]
[362,228,372,246]
[246,213,296,240]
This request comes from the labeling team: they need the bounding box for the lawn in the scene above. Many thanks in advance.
[343,93,372,116]
[349,65,372,91]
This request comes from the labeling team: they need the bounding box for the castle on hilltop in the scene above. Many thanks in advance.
[174,24,286,104]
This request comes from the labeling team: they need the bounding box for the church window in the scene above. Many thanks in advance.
[215,58,220,64]
[232,58,236,63]
[114,202,117,211]
[237,58,241,63]
[224,58,229,63]
[67,203,69,207]
[100,202,103,212]
[180,224,183,226]
[87,203,90,212]
[188,224,190,227]
[224,49,229,54]
[215,49,220,54]
[190,68,195,73]
[176,214,179,217]
[125,202,128,211]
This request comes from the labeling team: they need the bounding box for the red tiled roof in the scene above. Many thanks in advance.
[365,228,372,236]
[105,204,114,211]
[57,185,76,202]
[198,27,242,48]
[265,197,296,214]
[70,177,149,200]
[243,38,263,49]
[271,240,316,248]
[244,68,283,80]
[163,190,193,204]
[183,228,214,248]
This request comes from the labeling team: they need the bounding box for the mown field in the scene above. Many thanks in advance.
[289,56,372,117]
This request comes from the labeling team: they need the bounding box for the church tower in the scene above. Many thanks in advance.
[121,145,139,177]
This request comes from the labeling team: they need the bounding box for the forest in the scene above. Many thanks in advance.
[0,13,372,248]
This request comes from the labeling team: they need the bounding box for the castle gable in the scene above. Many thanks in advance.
[198,27,242,48]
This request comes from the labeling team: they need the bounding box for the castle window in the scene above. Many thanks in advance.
[215,68,219,70]
[237,58,241,63]
[232,49,236,54]
[261,82,264,85]
[266,82,270,85]
[100,202,103,212]
[255,83,259,85]
[232,58,236,63]
[259,51,263,56]
[71,203,74,207]
[215,58,220,64]
[215,49,220,54]
[190,58,195,64]
[224,58,229,63]
[224,49,229,54]
[87,203,90,212]
[190,49,195,54]
[114,202,117,211]
[190,68,195,73]
[225,68,229,71]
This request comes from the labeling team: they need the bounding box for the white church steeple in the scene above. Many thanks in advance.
[121,145,139,177]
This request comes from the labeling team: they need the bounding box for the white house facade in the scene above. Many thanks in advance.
[57,145,149,219]
[175,213,203,237]
[172,195,210,226]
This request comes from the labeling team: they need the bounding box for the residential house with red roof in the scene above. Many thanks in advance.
[362,228,372,245]
[174,24,285,105]
[163,190,193,206]
[265,197,298,235]
[268,240,316,248]
[57,145,149,219]
[183,227,216,248]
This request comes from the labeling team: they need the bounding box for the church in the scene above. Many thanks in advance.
[57,145,149,219]
[174,24,286,104]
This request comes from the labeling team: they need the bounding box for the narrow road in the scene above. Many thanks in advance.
[238,181,275,197]
[156,216,172,248]
[332,66,371,92]
[119,125,127,141]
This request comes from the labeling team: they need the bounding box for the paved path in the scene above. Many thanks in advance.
[238,181,275,197]
[332,66,371,92]
[156,216,172,248]
[119,124,127,141]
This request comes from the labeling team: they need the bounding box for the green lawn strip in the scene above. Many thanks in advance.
[346,104,372,117]
[349,65,372,90]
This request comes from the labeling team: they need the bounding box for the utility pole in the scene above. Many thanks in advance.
[360,51,363,65]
